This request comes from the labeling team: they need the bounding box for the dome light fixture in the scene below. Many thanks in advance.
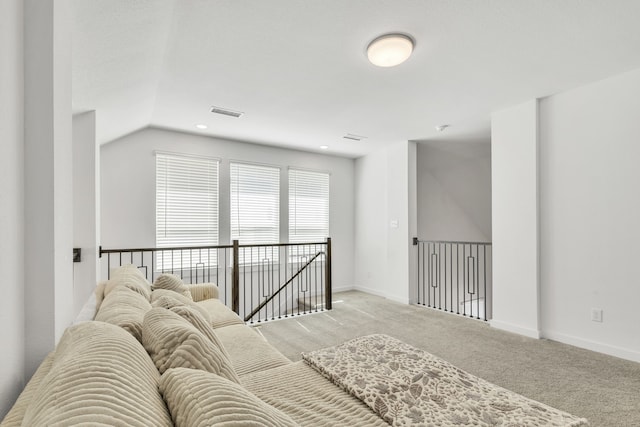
[367,33,414,67]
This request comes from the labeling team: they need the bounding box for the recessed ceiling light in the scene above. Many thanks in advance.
[195,124,208,129]
[319,145,329,150]
[367,33,414,67]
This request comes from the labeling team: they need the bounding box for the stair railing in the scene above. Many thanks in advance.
[413,238,492,321]
[100,237,332,323]
[243,250,325,322]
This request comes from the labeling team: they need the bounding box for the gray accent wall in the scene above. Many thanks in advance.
[416,140,492,242]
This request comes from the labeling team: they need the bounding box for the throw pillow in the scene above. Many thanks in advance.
[104,264,152,301]
[169,305,229,358]
[151,289,211,323]
[152,274,193,300]
[142,307,240,383]
[160,367,299,427]
[22,321,172,427]
[95,285,152,342]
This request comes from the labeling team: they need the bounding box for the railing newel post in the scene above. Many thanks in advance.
[232,240,240,315]
[325,237,332,311]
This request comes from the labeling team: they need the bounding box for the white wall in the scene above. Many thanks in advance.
[416,141,492,241]
[0,0,25,418]
[490,100,540,338]
[354,141,415,303]
[354,148,388,297]
[408,143,418,304]
[72,111,99,314]
[24,0,74,378]
[539,68,640,362]
[100,127,355,288]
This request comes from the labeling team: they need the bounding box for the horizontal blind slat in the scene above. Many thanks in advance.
[289,169,329,244]
[230,162,280,246]
[156,153,219,269]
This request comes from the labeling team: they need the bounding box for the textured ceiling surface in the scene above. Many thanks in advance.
[72,0,640,157]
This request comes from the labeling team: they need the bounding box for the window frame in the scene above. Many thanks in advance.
[155,151,220,270]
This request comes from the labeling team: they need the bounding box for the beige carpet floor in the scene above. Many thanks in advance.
[253,290,640,427]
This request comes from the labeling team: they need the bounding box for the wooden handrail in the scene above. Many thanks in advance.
[99,240,330,256]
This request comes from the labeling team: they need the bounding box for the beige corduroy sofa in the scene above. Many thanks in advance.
[1,264,386,427]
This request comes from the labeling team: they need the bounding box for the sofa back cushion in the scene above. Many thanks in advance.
[22,321,172,427]
[95,285,152,342]
[160,367,299,427]
[142,307,240,383]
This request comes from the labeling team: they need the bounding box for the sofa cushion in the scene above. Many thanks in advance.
[160,367,299,427]
[153,273,193,300]
[104,264,152,301]
[95,285,152,342]
[21,321,172,427]
[142,307,240,383]
[169,305,229,359]
[151,289,211,323]
[188,282,219,301]
[216,324,291,376]
[1,351,55,427]
[195,298,244,329]
[242,361,388,427]
[94,280,107,310]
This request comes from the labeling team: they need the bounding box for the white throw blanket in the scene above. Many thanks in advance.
[302,334,588,427]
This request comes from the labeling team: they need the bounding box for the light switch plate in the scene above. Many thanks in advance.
[591,308,603,322]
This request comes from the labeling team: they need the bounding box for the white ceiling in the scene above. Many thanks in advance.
[72,0,640,158]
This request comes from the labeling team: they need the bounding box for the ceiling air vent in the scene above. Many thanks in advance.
[343,133,367,141]
[211,106,244,118]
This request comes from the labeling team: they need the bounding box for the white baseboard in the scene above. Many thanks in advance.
[332,285,355,294]
[542,330,640,363]
[351,286,410,305]
[331,285,410,305]
[490,319,541,339]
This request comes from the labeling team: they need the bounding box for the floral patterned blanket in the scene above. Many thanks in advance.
[302,334,588,426]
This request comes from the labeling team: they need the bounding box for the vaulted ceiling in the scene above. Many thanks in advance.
[72,0,640,157]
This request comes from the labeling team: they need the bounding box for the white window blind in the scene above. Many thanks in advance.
[289,169,329,243]
[156,153,219,269]
[230,162,280,245]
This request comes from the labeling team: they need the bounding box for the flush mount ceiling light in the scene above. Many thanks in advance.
[367,33,414,67]
[195,124,208,129]
[319,145,329,150]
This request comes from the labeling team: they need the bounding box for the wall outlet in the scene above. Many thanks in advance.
[591,308,603,322]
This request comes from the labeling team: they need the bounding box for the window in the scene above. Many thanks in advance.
[289,168,329,243]
[156,152,219,269]
[230,162,280,244]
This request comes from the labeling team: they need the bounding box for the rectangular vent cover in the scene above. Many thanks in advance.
[343,133,367,141]
[211,106,243,118]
